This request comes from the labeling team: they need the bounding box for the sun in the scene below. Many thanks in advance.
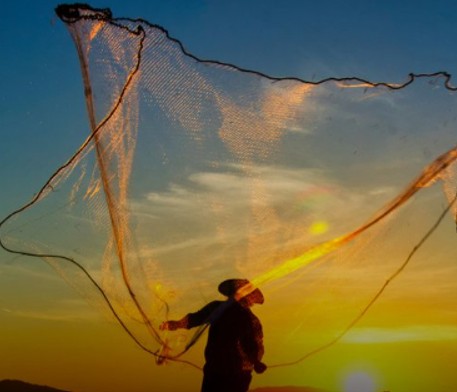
[343,371,376,392]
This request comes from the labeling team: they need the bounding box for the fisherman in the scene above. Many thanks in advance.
[160,279,267,392]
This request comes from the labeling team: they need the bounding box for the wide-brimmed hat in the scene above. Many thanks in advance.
[218,279,264,304]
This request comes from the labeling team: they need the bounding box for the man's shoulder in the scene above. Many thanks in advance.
[205,300,225,308]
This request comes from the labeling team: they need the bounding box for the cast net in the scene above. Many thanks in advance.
[1,3,457,369]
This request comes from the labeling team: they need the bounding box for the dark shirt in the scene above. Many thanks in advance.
[186,300,264,375]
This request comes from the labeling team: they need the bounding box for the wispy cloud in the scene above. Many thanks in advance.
[1,261,61,282]
[1,298,99,322]
[343,325,457,343]
[126,162,404,286]
[135,163,396,222]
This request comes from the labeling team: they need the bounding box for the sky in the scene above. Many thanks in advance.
[1,1,457,392]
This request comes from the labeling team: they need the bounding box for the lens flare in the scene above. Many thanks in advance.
[309,220,329,235]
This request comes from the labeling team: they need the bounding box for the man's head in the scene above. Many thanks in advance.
[218,278,264,306]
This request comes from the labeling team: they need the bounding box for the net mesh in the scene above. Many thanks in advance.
[1,4,457,369]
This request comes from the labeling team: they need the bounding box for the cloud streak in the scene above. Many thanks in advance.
[343,325,457,343]
[1,298,99,322]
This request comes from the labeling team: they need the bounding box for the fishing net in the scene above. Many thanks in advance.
[1,3,457,370]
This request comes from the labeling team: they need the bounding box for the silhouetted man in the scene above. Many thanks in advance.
[160,279,266,392]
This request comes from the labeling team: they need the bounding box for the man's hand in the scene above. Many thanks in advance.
[254,361,267,374]
[160,320,180,331]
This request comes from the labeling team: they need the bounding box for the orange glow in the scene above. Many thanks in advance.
[335,81,402,89]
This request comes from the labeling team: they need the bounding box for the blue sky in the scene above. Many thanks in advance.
[2,0,456,222]
[2,0,457,211]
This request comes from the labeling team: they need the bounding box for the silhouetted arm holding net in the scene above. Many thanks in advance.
[160,301,222,331]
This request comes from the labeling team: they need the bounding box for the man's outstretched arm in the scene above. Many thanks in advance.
[160,301,222,331]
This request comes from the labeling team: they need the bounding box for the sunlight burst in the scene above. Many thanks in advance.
[343,371,376,392]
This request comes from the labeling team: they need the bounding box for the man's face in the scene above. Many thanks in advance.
[239,289,263,307]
